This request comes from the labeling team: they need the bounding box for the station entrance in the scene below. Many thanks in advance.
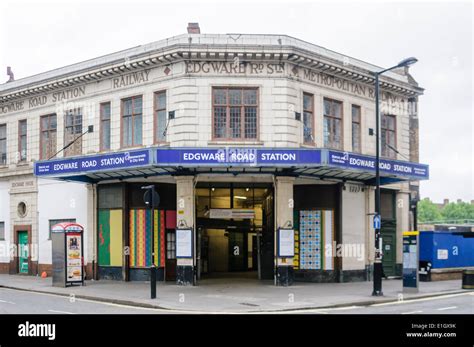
[195,183,274,281]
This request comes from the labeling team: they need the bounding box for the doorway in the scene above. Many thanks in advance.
[15,227,30,275]
[381,190,397,277]
[195,183,274,281]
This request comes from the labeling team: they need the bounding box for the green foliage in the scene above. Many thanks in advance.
[417,199,442,223]
[417,199,474,223]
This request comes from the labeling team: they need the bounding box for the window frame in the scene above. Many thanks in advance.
[302,92,315,145]
[351,104,362,153]
[40,114,57,160]
[0,123,6,166]
[63,108,83,157]
[166,230,176,260]
[153,90,167,144]
[0,221,5,240]
[18,119,27,162]
[211,87,259,141]
[323,97,344,150]
[120,95,143,148]
[381,113,397,159]
[99,102,112,151]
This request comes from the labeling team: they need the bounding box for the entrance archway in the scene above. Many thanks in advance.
[195,183,274,283]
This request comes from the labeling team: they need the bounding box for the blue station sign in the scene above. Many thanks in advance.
[327,150,429,179]
[34,149,151,176]
[155,148,322,166]
[33,147,429,182]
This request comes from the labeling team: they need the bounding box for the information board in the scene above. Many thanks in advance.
[278,228,295,257]
[176,228,193,258]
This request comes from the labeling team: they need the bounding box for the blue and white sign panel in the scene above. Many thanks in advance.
[373,215,381,230]
[155,148,322,166]
[327,151,429,179]
[34,149,151,177]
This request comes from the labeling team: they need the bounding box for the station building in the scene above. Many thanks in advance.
[0,24,428,285]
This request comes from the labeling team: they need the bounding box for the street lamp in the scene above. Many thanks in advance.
[372,57,418,297]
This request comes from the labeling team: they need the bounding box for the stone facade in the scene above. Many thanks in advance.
[0,32,424,283]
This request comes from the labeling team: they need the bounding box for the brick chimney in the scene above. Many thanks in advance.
[187,23,200,34]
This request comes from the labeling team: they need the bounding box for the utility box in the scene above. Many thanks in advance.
[419,230,474,281]
[51,223,84,287]
[403,231,419,293]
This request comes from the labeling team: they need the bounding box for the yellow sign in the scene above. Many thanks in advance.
[403,231,419,236]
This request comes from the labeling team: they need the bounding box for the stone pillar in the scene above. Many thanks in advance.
[275,176,294,286]
[175,176,195,285]
[396,190,410,276]
[86,184,97,280]
[366,186,375,280]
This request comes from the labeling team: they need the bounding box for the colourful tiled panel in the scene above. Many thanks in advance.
[299,210,321,270]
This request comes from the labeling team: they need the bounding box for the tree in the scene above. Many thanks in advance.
[441,202,474,222]
[417,199,442,223]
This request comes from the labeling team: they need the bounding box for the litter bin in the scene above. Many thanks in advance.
[462,269,474,289]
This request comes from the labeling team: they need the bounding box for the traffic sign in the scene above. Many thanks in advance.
[373,215,381,229]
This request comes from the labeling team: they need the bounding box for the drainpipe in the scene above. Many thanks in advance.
[36,209,39,277]
[193,176,198,285]
[272,175,277,286]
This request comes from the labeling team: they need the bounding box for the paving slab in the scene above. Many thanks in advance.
[0,274,467,313]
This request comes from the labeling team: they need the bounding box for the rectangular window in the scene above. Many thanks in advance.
[18,120,27,162]
[100,102,111,151]
[0,124,6,165]
[122,96,142,147]
[166,231,176,259]
[154,91,167,143]
[40,114,57,159]
[0,222,5,240]
[98,185,124,209]
[381,114,396,159]
[212,87,258,140]
[323,98,343,149]
[49,218,76,239]
[351,105,361,153]
[64,108,83,157]
[303,93,314,144]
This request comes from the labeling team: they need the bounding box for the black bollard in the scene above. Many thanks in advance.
[150,264,157,299]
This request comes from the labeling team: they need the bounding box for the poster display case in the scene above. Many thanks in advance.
[51,223,84,287]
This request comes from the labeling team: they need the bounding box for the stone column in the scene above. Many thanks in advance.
[175,176,195,285]
[86,183,97,280]
[396,190,410,276]
[275,176,294,286]
[366,186,375,280]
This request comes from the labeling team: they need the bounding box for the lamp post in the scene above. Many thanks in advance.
[142,184,157,299]
[372,57,418,296]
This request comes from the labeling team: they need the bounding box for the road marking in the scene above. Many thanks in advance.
[0,299,16,304]
[325,305,361,311]
[0,288,187,313]
[437,306,457,311]
[276,306,360,314]
[402,310,423,314]
[371,292,471,307]
[48,309,75,314]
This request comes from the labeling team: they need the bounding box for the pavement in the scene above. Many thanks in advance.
[0,273,471,313]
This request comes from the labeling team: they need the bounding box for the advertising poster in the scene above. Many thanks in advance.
[66,233,82,282]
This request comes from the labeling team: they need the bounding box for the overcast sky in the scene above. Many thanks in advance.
[0,0,472,202]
